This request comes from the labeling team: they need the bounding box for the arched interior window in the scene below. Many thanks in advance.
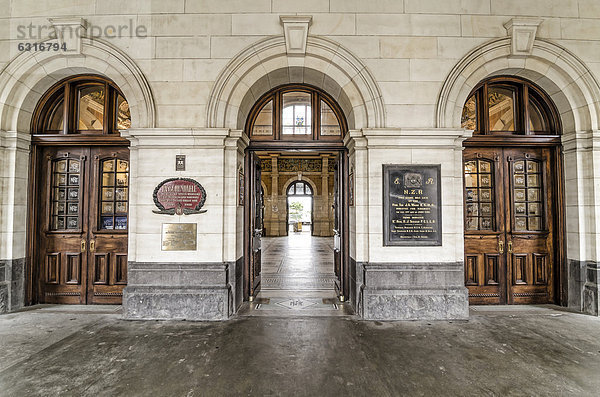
[248,85,347,141]
[32,75,131,134]
[287,181,313,196]
[461,77,559,136]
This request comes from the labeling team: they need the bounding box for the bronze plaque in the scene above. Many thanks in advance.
[161,223,197,251]
[383,164,442,246]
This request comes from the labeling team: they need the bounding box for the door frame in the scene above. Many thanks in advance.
[285,180,315,236]
[243,145,350,302]
[26,136,130,305]
[463,135,566,305]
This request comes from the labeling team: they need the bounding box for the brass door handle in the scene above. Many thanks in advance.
[498,240,504,254]
[90,240,96,253]
[508,241,513,254]
[81,239,86,252]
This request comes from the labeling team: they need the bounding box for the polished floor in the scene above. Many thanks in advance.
[1,305,599,396]
[239,230,351,316]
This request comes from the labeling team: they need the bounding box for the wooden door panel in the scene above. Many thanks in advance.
[37,147,89,304]
[87,147,129,304]
[333,154,342,294]
[249,153,262,299]
[36,145,129,305]
[464,146,556,305]
[463,148,505,304]
[65,253,82,284]
[464,235,505,304]
[505,148,554,304]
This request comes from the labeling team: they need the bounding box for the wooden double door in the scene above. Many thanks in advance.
[35,146,129,304]
[464,146,558,305]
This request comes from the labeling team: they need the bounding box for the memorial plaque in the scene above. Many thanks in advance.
[383,164,442,246]
[161,223,197,251]
[153,178,207,215]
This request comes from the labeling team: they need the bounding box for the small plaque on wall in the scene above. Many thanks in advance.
[161,223,197,251]
[153,178,207,215]
[383,164,442,246]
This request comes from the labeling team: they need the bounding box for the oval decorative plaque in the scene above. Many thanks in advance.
[152,178,207,215]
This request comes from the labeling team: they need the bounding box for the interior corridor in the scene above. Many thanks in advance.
[240,230,350,316]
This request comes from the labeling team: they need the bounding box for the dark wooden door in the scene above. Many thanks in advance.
[333,154,342,298]
[249,153,262,300]
[37,146,129,304]
[87,148,129,304]
[464,147,555,304]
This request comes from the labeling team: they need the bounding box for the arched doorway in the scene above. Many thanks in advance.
[286,181,314,234]
[461,76,564,305]
[29,75,131,305]
[244,84,349,304]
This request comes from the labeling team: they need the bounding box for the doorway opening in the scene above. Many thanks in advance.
[244,150,349,314]
[28,75,131,305]
[242,83,351,314]
[286,181,313,234]
[460,77,565,305]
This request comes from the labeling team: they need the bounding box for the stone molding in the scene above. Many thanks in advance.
[359,128,472,149]
[436,37,600,133]
[280,15,312,56]
[48,17,88,55]
[0,130,31,151]
[0,35,155,131]
[122,127,231,148]
[207,35,385,131]
[503,18,543,57]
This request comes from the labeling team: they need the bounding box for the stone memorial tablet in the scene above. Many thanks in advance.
[161,223,197,251]
[383,164,442,246]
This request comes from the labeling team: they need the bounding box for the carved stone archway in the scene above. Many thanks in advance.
[207,35,386,132]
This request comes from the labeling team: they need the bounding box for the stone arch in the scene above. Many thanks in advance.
[260,180,268,196]
[0,37,155,133]
[437,37,600,134]
[207,35,385,131]
[237,68,352,132]
[282,176,318,196]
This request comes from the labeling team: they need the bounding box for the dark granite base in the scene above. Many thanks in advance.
[568,259,587,311]
[567,259,600,316]
[0,258,25,313]
[0,284,7,314]
[356,262,469,320]
[583,261,599,316]
[123,286,230,321]
[123,262,234,321]
[233,256,243,312]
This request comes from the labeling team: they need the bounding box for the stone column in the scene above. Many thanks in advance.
[563,130,600,316]
[349,128,471,320]
[121,128,238,321]
[345,130,368,308]
[0,130,30,313]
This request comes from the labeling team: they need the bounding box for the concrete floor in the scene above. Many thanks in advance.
[1,305,599,396]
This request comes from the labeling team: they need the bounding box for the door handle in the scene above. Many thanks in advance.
[90,240,96,253]
[498,240,504,254]
[508,241,513,254]
[81,239,86,252]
